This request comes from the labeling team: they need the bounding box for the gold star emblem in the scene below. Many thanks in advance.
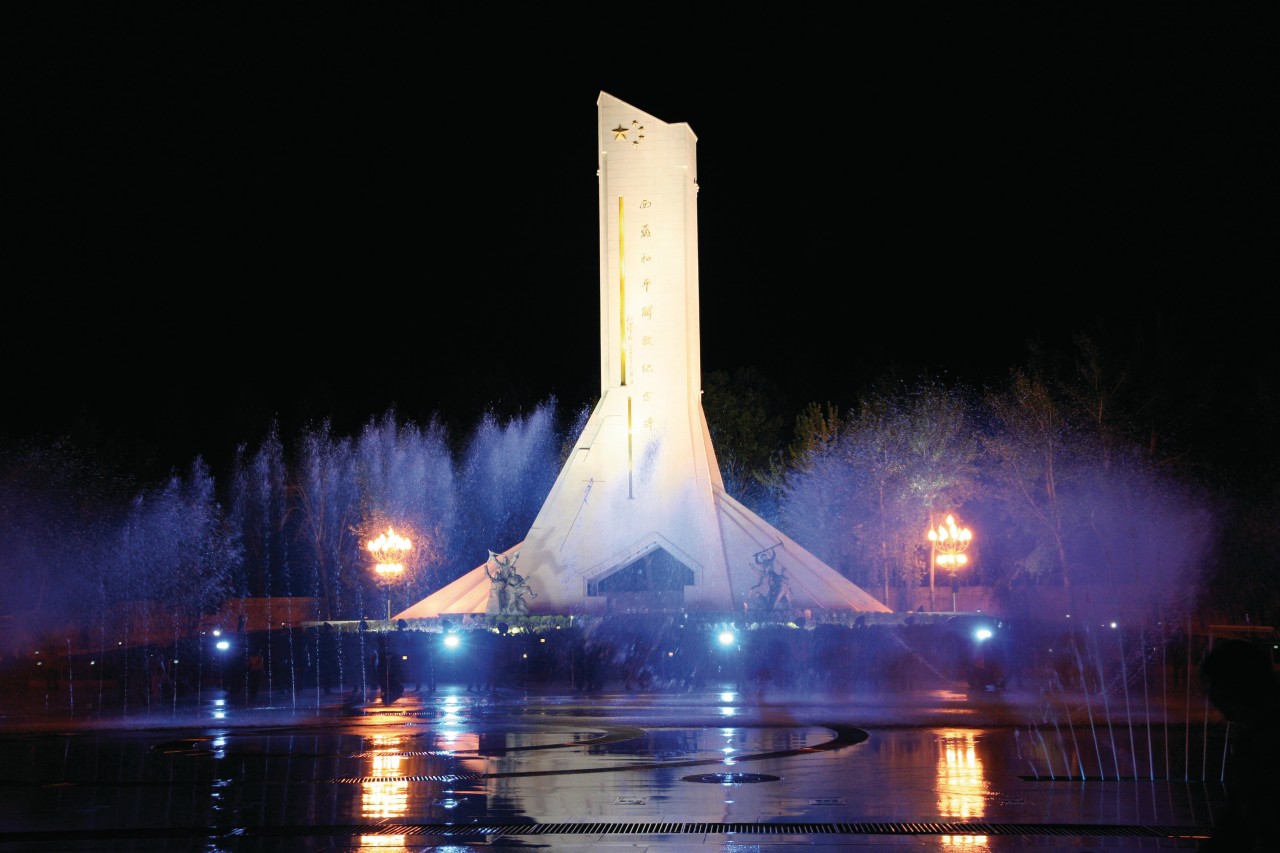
[612,120,646,145]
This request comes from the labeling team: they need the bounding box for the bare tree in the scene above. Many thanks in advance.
[854,378,980,607]
[781,377,980,607]
[981,364,1084,604]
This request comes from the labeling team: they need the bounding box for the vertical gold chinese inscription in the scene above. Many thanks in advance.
[618,196,627,386]
[619,195,634,498]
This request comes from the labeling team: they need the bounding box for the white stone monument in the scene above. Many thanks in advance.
[397,93,889,618]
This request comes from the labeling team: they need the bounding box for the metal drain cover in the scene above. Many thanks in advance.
[682,772,781,784]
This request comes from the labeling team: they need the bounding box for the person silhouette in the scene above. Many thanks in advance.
[1198,638,1279,852]
[247,649,265,706]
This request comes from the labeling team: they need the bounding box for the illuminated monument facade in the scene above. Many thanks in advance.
[398,93,889,618]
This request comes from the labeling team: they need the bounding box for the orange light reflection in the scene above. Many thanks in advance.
[361,734,408,821]
[942,834,990,846]
[934,729,989,824]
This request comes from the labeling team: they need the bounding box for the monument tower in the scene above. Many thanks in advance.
[398,93,889,618]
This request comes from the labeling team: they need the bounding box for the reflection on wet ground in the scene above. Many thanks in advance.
[0,683,1223,851]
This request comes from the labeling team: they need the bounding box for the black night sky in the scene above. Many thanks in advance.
[5,8,1273,483]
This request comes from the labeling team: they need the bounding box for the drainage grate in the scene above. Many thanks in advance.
[1018,774,1213,782]
[0,821,1215,846]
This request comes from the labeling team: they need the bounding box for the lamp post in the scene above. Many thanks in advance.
[928,514,973,613]
[367,526,412,621]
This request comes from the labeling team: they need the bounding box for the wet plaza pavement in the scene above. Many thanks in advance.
[0,679,1227,852]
